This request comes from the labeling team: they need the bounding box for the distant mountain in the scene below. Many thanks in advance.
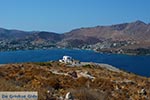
[0,20,150,42]
[58,20,150,47]
[0,28,30,40]
[0,20,150,53]
[26,31,62,43]
[0,28,61,43]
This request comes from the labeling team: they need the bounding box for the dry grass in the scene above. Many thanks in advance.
[71,88,109,100]
[0,62,150,100]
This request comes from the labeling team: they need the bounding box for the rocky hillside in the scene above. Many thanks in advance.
[58,20,150,46]
[0,20,150,54]
[0,20,150,43]
[26,31,63,43]
[0,62,150,100]
[58,20,150,55]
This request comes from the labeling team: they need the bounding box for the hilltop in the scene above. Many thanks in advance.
[0,61,150,100]
[0,20,150,55]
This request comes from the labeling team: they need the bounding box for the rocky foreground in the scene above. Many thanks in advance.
[0,62,150,100]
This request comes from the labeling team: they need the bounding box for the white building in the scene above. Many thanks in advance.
[59,56,73,63]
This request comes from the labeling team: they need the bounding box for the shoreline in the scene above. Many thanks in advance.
[0,47,150,56]
[0,48,150,77]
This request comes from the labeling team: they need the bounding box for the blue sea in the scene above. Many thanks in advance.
[0,49,150,77]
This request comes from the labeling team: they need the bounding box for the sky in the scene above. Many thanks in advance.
[0,0,150,33]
